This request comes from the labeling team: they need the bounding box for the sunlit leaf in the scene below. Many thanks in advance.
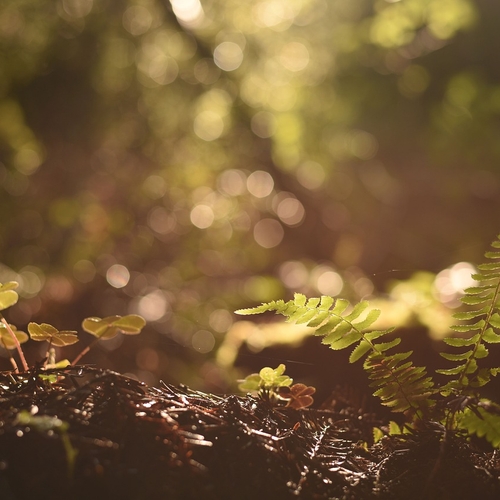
[28,322,78,346]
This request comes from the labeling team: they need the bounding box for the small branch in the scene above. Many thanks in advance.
[0,315,28,371]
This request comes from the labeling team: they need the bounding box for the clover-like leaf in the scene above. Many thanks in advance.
[259,364,293,389]
[279,383,316,409]
[82,314,146,340]
[28,322,79,347]
[0,281,19,311]
[238,373,262,392]
[0,323,29,349]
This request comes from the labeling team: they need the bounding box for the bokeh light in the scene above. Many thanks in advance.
[433,262,477,306]
[106,264,131,289]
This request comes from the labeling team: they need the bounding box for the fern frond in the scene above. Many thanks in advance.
[456,402,500,448]
[439,234,500,395]
[236,293,434,414]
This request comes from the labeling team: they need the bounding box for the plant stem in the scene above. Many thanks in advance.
[0,315,28,371]
[71,337,100,365]
[2,342,19,373]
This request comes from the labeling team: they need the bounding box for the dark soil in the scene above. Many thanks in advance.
[0,366,499,500]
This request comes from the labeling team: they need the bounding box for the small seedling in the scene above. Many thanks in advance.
[0,280,146,373]
[238,363,316,408]
[28,322,78,368]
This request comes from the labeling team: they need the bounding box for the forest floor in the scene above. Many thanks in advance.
[0,366,499,500]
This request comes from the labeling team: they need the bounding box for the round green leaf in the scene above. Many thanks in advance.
[50,332,79,347]
[0,282,19,292]
[0,326,29,349]
[113,315,146,334]
[82,317,119,339]
[28,322,58,341]
[28,322,78,346]
[0,290,18,311]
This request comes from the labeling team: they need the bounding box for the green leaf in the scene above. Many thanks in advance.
[450,319,485,333]
[326,330,362,349]
[82,315,146,339]
[483,328,500,343]
[345,301,369,322]
[294,293,307,306]
[0,289,18,311]
[349,340,372,363]
[353,309,381,330]
[436,365,466,376]
[322,322,355,345]
[306,310,331,327]
[453,308,488,321]
[331,299,350,315]
[0,325,29,349]
[489,313,500,329]
[238,373,261,392]
[458,405,500,448]
[113,315,146,334]
[443,334,480,347]
[365,329,393,342]
[314,316,344,336]
[485,251,500,259]
[478,263,500,271]
[306,297,320,308]
[463,285,495,295]
[28,322,79,346]
[319,296,334,310]
[258,364,292,388]
[440,351,472,361]
[460,295,488,306]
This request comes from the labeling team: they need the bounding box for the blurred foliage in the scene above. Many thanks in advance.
[0,0,499,392]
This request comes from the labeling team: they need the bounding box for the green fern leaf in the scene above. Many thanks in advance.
[352,309,381,331]
[365,329,394,342]
[443,334,480,347]
[440,351,473,361]
[349,340,372,363]
[484,251,500,260]
[460,295,488,306]
[306,310,331,327]
[314,316,344,336]
[458,404,500,448]
[463,285,495,295]
[344,301,369,321]
[437,365,466,376]
[450,320,486,332]
[483,328,500,343]
[478,262,500,271]
[453,308,489,321]
[319,295,335,310]
[324,330,361,349]
[489,313,500,329]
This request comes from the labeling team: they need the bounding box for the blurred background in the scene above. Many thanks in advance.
[0,0,499,398]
